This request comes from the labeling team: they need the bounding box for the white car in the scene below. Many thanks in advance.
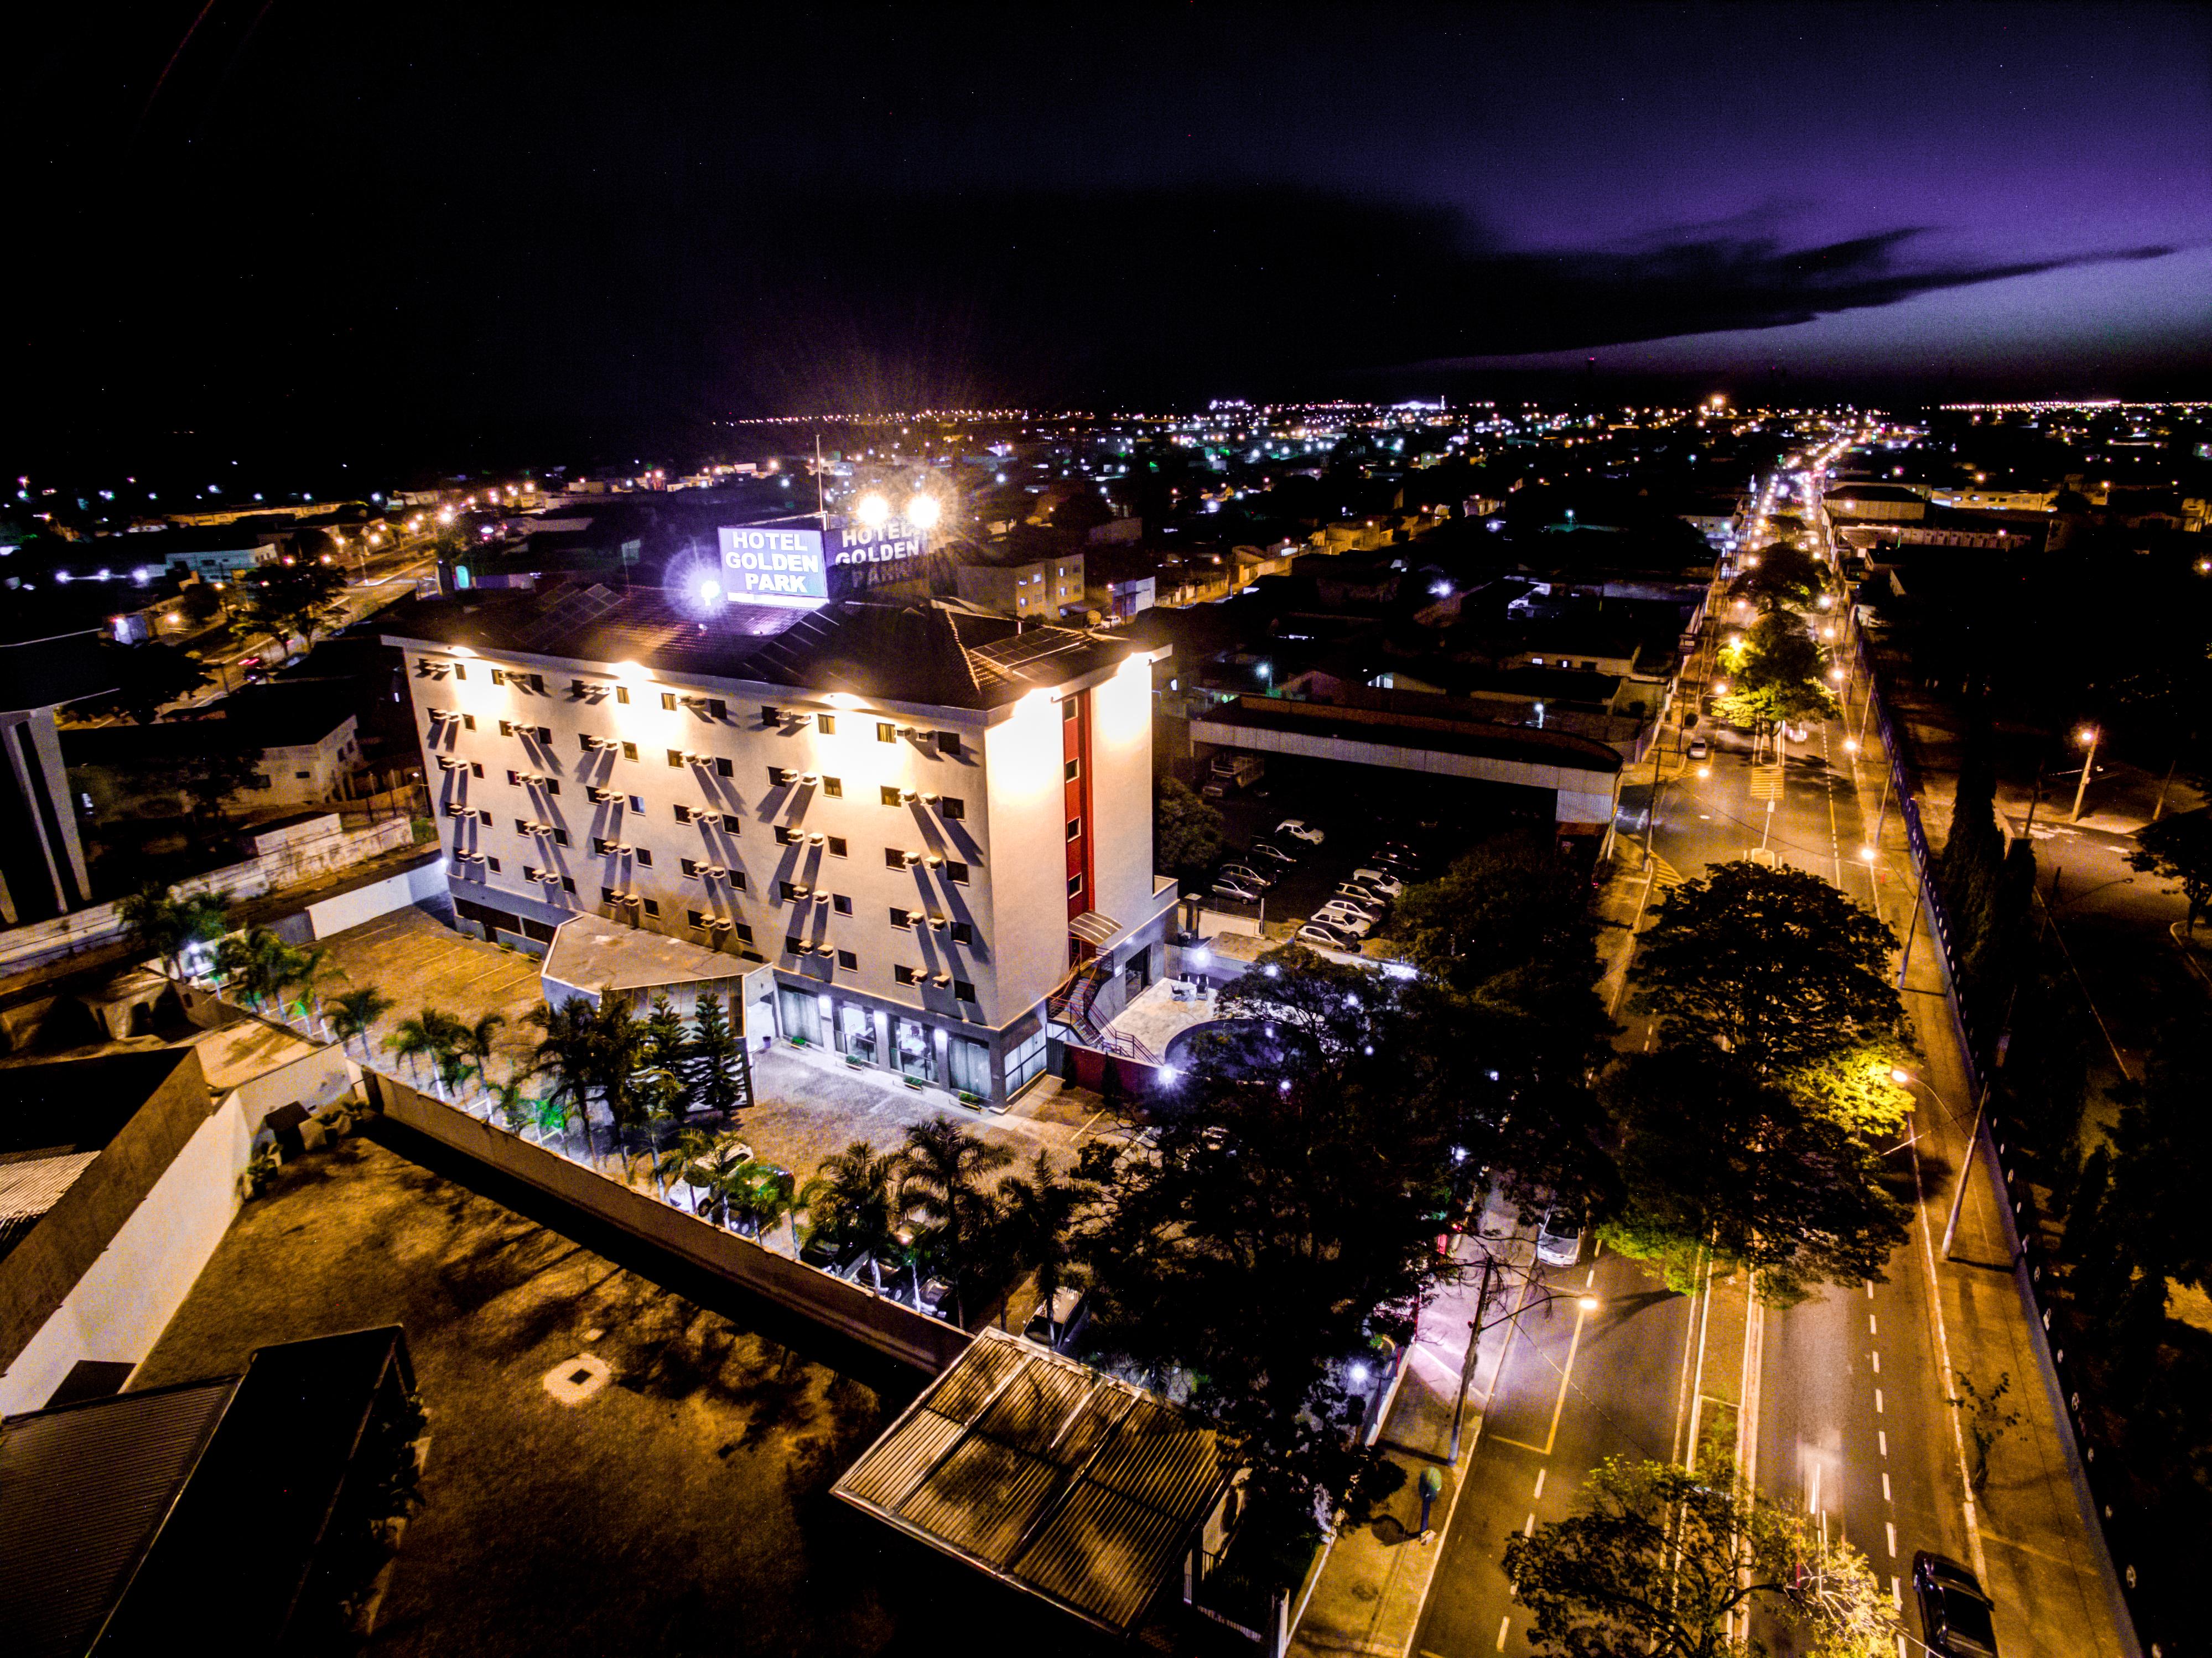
[1332,885,1387,912]
[1349,869,1404,897]
[1276,819,1325,845]
[1535,1207,1583,1269]
[1212,878,1262,903]
[1295,922,1361,952]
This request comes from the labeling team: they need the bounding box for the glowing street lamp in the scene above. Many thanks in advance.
[905,492,942,530]
[2069,724,2101,822]
[854,491,891,528]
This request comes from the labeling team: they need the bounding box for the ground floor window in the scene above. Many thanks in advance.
[947,1035,991,1098]
[777,985,821,1046]
[1006,1028,1048,1095]
[893,1017,936,1083]
[838,1002,877,1064]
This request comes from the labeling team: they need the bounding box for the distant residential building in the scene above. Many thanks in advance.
[64,685,364,820]
[106,526,282,582]
[0,634,115,924]
[1822,484,1927,523]
[1925,486,2056,513]
[952,543,1087,620]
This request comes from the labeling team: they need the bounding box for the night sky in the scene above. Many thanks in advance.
[9,3,2209,475]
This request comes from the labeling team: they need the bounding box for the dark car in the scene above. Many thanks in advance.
[1913,1552,1998,1656]
[1248,840,1299,866]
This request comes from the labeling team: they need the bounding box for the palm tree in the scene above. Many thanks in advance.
[723,1157,797,1242]
[387,1007,473,1096]
[994,1151,1095,1345]
[486,1075,532,1134]
[327,986,395,1056]
[528,997,600,1156]
[215,927,294,1009]
[271,942,335,1023]
[120,885,230,979]
[897,1117,1014,1326]
[801,1141,901,1291]
[665,1126,721,1213]
[586,993,649,1166]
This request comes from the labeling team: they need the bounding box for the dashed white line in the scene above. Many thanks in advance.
[1886,1521,1898,1558]
[1875,1388,1884,1414]
[1883,1472,1892,1502]
[1891,1575,1902,1607]
[1497,1614,1512,1650]
[1878,1430,1888,1457]
[1871,1350,1881,1374]
[1869,1313,1878,1336]
[1865,1279,1876,1298]
[1523,1511,1537,1535]
[1532,1468,1546,1499]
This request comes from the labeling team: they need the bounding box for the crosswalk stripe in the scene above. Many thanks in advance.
[1748,763,1786,799]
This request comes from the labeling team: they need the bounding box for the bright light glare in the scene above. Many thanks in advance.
[1858,844,1877,862]
[905,493,941,529]
[694,577,721,603]
[1577,1296,1600,1313]
[2075,725,2098,747]
[1348,1363,1370,1386]
[854,492,891,527]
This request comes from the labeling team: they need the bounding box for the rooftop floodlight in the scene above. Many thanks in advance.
[854,491,891,527]
[906,493,942,530]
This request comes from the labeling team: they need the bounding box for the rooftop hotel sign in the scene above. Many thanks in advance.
[718,525,829,608]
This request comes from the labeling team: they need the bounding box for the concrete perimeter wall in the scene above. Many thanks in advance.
[366,1073,970,1374]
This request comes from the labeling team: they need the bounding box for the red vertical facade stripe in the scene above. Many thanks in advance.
[1062,689,1094,926]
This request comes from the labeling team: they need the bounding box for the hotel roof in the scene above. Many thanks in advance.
[381,586,1147,711]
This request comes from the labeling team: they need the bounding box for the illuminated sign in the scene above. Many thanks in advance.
[718,526,829,609]
[830,519,928,568]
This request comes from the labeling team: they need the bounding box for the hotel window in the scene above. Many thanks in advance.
[890,906,912,929]
[615,685,630,705]
[629,794,645,812]
[526,865,544,883]
[681,856,700,877]
[705,698,726,719]
[668,748,686,767]
[729,871,748,891]
[661,692,676,710]
[953,979,976,1003]
[837,949,858,971]
[880,785,902,806]
[1066,818,1082,842]
[768,766,786,788]
[786,936,806,956]
[826,835,847,857]
[761,704,781,725]
[773,825,798,845]
[485,856,502,873]
[885,846,906,869]
[935,731,962,758]
[1067,873,1084,898]
[552,828,570,846]
[939,796,964,821]
[673,803,692,823]
[536,725,553,742]
[462,714,476,730]
[944,860,970,885]
[561,876,576,892]
[620,742,638,761]
[714,757,733,778]
[894,964,919,986]
[470,763,484,778]
[1063,758,1080,782]
[602,886,620,904]
[641,897,659,917]
[731,921,754,943]
[817,713,835,734]
[950,921,974,946]
[453,664,466,679]
[877,722,896,742]
[635,848,653,866]
[687,908,709,928]
[475,808,492,824]
[492,669,506,686]
[779,880,803,901]
[832,894,852,916]
[500,720,516,736]
[821,776,842,798]
[516,818,532,834]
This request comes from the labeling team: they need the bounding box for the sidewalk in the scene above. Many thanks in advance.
[1287,1254,1487,1658]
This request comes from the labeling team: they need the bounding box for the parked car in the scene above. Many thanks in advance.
[1296,922,1362,951]
[1332,885,1388,912]
[1687,734,1710,760]
[1912,1553,1998,1656]
[1025,1286,1090,1350]
[1276,819,1325,844]
[1535,1205,1583,1268]
[1312,908,1374,937]
[1248,840,1299,866]
[1349,868,1404,897]
[799,1233,863,1277]
[1218,862,1274,890]
[1212,877,1263,903]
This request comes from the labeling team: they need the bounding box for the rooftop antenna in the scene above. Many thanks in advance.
[813,430,827,523]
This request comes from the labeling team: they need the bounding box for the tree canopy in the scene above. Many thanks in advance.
[1731,540,1825,614]
[1716,610,1837,729]
[1634,860,1902,1073]
[1503,1456,1897,1658]
[1155,776,1227,876]
[1601,1044,1911,1303]
[71,642,212,724]
[2127,807,2212,935]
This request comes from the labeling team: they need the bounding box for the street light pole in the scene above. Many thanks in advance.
[1447,1251,1497,1466]
[1941,1084,1994,1261]
[2069,725,2101,823]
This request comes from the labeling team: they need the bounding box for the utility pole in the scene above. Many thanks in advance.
[1941,1084,1993,1260]
[2070,725,2101,823]
[1447,1250,1497,1466]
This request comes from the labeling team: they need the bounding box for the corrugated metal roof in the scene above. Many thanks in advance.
[0,1151,100,1260]
[832,1330,1229,1634]
[0,1379,236,1658]
[897,1436,1063,1566]
[837,1409,963,1513]
[1012,1480,1191,1630]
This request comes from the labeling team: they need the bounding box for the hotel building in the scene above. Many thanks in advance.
[383,585,1175,1104]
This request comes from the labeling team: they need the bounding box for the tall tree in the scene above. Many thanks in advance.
[528,997,601,1153]
[1155,776,1227,876]
[118,884,228,978]
[682,991,747,1120]
[638,995,691,1124]
[2126,807,2212,936]
[244,557,347,656]
[1503,1456,1897,1658]
[897,1116,1014,1324]
[1634,861,1902,1073]
[1716,610,1837,730]
[800,1141,902,1291]
[326,985,395,1056]
[1601,1044,1909,1304]
[993,1151,1096,1343]
[71,643,213,725]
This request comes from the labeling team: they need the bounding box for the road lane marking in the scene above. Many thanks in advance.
[1874,1388,1884,1413]
[1883,1472,1892,1502]
[1908,1132,1990,1581]
[1869,1313,1878,1335]
[1533,1468,1546,1499]
[1866,1279,1875,1298]
[1891,1575,1902,1606]
[1524,1511,1536,1535]
[1886,1521,1898,1558]
[1879,1431,1888,1457]
[1497,1614,1511,1650]
[1871,1350,1881,1374]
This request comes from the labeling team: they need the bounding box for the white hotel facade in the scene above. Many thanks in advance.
[384,586,1176,1104]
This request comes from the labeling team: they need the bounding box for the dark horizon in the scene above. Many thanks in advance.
[8,3,2208,481]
